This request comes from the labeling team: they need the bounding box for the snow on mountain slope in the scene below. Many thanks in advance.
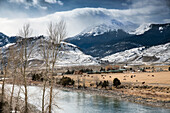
[27,39,99,67]
[75,19,137,37]
[129,23,151,35]
[56,42,99,66]
[101,43,170,64]
[0,32,17,47]
[0,34,99,67]
[0,32,9,46]
[101,47,145,63]
[3,43,15,48]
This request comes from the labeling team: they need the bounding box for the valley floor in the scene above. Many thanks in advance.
[1,71,170,111]
[60,71,170,109]
[65,71,170,86]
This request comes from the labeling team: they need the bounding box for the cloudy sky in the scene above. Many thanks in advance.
[0,0,170,37]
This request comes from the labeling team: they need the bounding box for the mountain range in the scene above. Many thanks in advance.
[66,23,170,58]
[0,35,99,67]
[0,32,17,47]
[0,21,170,66]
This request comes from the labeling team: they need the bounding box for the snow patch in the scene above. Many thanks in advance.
[159,26,163,30]
[78,19,137,37]
[130,23,151,35]
[4,43,15,48]
[101,43,170,63]
[28,40,99,67]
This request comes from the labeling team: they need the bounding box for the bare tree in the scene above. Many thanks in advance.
[0,43,15,112]
[47,20,66,113]
[18,23,34,113]
[82,76,86,89]
[8,45,21,111]
[0,48,4,104]
[15,76,22,113]
[39,38,51,113]
[0,47,9,105]
[0,40,23,112]
[94,75,100,88]
[8,46,16,110]
[77,75,80,89]
[0,48,6,113]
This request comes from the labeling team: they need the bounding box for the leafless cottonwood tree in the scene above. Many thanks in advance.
[8,45,21,111]
[0,45,13,112]
[39,38,50,113]
[15,76,22,112]
[82,76,86,89]
[47,20,66,113]
[8,46,16,110]
[8,43,25,113]
[18,23,35,113]
[0,48,4,104]
[0,47,9,104]
[94,75,99,88]
[0,41,23,113]
[77,75,80,89]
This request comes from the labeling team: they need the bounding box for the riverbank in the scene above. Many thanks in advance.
[3,71,170,111]
[56,71,170,109]
[55,85,170,109]
[1,83,170,112]
[0,87,41,113]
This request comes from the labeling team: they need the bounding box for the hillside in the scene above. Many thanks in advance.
[66,23,170,58]
[101,43,170,64]
[1,36,99,67]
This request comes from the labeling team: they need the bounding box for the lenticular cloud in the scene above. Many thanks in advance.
[0,7,168,37]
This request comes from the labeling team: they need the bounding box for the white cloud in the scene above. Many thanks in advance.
[45,0,63,5]
[38,6,47,10]
[32,0,38,5]
[44,0,57,4]
[0,8,113,37]
[163,19,170,23]
[57,0,63,5]
[8,0,47,10]
[0,6,169,38]
[8,0,25,4]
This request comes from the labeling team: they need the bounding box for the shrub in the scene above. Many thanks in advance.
[113,78,121,88]
[65,70,71,74]
[98,81,102,86]
[65,70,75,74]
[71,79,75,85]
[97,81,109,89]
[59,76,75,87]
[100,67,105,72]
[32,73,42,81]
[102,80,109,89]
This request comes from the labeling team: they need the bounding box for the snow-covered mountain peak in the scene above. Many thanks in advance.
[130,23,151,35]
[80,23,117,37]
[0,32,7,37]
[0,32,10,47]
[77,19,137,37]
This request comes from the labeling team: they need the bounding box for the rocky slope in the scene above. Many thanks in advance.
[66,23,170,58]
[0,35,99,67]
[0,32,17,47]
[101,43,170,64]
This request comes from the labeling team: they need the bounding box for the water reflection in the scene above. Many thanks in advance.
[58,90,170,113]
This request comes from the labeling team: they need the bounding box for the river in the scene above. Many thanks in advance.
[4,85,170,113]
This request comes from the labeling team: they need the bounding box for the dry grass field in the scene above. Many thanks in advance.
[62,71,170,103]
[64,71,170,86]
